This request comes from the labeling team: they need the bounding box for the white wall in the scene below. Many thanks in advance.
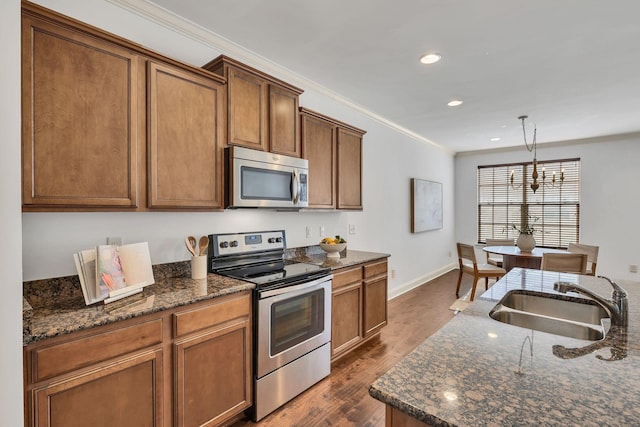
[455,134,640,281]
[1,0,24,425]
[23,0,457,298]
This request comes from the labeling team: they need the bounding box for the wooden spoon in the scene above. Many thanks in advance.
[198,235,209,256]
[185,236,197,256]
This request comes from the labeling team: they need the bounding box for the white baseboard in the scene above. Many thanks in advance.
[388,262,458,300]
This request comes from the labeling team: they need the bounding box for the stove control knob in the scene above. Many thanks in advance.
[268,237,276,243]
[219,241,229,249]
[275,237,283,243]
[230,240,239,247]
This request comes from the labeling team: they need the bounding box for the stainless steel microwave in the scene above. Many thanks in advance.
[227,146,309,209]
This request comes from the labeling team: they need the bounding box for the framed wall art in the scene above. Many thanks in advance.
[411,178,443,233]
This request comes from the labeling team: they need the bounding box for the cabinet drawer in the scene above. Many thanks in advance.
[332,266,363,289]
[31,318,163,382]
[174,292,251,338]
[364,260,388,279]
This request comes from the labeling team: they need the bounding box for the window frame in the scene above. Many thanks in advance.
[477,158,581,249]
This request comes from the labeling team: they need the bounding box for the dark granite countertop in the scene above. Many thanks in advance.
[23,248,388,347]
[23,262,253,346]
[370,268,640,426]
[287,246,390,270]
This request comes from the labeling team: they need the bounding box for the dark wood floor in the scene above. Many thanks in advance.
[230,269,475,427]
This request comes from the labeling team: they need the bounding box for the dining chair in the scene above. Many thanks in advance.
[456,243,506,301]
[568,243,599,275]
[541,252,588,274]
[485,238,515,268]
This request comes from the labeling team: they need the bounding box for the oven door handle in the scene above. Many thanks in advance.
[258,273,332,298]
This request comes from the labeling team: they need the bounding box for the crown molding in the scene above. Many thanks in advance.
[105,0,453,155]
[455,131,640,157]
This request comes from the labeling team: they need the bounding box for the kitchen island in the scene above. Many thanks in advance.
[370,268,640,426]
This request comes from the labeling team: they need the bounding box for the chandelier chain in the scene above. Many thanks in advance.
[519,115,537,155]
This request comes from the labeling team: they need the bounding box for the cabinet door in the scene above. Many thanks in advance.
[147,61,224,209]
[301,114,336,208]
[364,276,388,337]
[331,282,363,358]
[174,319,251,427]
[22,15,141,209]
[269,85,300,157]
[363,260,388,337]
[227,66,268,151]
[32,349,163,427]
[337,128,363,210]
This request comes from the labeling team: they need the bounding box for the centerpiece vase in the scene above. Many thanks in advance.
[517,233,536,252]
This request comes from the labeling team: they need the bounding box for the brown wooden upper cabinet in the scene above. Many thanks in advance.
[203,55,303,157]
[21,9,142,209]
[21,3,227,211]
[147,61,225,209]
[300,108,366,210]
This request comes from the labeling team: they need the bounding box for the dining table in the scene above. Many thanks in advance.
[483,245,566,272]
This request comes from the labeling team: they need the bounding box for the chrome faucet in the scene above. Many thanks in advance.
[553,276,628,327]
[552,330,628,361]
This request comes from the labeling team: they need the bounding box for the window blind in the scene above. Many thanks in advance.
[478,158,580,249]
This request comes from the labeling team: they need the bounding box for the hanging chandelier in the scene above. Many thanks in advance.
[510,115,564,193]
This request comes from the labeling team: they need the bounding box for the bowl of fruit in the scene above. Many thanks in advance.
[319,236,347,258]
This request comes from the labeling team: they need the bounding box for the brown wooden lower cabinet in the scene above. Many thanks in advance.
[364,275,388,336]
[331,281,363,356]
[24,291,252,427]
[331,258,388,361]
[32,349,163,427]
[174,308,251,427]
[386,405,431,427]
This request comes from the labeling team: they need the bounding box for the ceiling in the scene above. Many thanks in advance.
[143,0,640,153]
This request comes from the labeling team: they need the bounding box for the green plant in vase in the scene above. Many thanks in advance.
[512,215,539,251]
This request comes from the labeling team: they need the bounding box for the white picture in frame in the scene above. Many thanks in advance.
[411,178,443,233]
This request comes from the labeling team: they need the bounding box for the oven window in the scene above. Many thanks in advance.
[241,166,292,201]
[270,288,324,355]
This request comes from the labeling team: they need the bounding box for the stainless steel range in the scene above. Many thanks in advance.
[208,230,332,421]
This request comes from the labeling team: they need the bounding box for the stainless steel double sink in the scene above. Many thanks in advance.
[489,290,610,341]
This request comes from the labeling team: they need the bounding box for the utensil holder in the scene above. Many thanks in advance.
[194,278,208,296]
[191,255,208,279]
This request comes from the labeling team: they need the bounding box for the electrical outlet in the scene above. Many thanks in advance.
[448,251,452,257]
[320,226,325,237]
[348,224,356,235]
[305,226,312,238]
[391,269,396,279]
[630,264,638,273]
[106,236,122,246]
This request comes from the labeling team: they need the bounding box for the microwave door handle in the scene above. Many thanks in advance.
[292,169,300,204]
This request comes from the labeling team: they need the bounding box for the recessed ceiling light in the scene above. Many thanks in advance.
[490,137,501,142]
[447,100,463,107]
[419,53,442,64]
